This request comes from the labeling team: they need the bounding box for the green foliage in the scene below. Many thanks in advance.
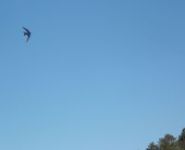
[178,128,185,150]
[146,128,185,150]
[146,142,159,150]
[159,134,176,150]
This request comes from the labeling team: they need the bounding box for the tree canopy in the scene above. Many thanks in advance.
[146,128,185,150]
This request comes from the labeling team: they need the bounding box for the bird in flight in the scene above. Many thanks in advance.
[22,27,31,42]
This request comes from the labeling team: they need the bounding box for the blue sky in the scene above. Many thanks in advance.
[0,0,185,150]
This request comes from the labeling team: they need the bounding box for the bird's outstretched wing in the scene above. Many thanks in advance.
[22,27,31,34]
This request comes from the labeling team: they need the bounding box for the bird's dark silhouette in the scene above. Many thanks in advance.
[22,27,31,42]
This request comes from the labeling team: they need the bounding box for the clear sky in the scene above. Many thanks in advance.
[0,0,185,150]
